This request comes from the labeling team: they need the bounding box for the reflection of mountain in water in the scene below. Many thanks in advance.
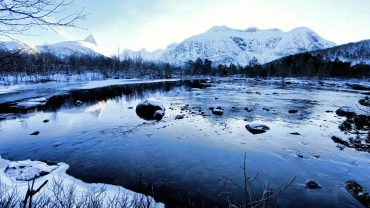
[0,80,197,118]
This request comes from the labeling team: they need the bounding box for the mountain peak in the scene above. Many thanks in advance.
[160,25,336,66]
[84,34,97,45]
[207,25,235,33]
[289,27,315,34]
[245,27,260,32]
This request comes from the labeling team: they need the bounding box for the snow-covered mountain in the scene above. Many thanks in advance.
[37,34,109,58]
[122,48,164,60]
[311,39,370,65]
[0,35,109,58]
[0,41,37,54]
[158,26,336,66]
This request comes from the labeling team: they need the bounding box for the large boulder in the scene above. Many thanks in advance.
[136,100,165,121]
[245,123,270,134]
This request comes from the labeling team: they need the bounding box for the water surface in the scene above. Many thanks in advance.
[0,78,369,207]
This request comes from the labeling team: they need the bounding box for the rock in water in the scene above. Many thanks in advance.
[30,131,40,136]
[289,109,298,114]
[347,83,370,91]
[336,106,356,117]
[212,108,224,116]
[136,100,165,121]
[245,124,270,134]
[290,132,301,135]
[244,107,253,112]
[345,180,370,207]
[175,114,185,120]
[153,110,165,121]
[306,180,322,189]
[359,96,370,107]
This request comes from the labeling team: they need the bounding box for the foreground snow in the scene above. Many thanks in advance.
[0,156,164,208]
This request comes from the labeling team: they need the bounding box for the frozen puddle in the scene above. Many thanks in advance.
[0,156,164,208]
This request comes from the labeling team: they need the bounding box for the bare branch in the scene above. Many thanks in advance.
[0,0,85,38]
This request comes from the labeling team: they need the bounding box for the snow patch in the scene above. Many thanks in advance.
[0,156,164,208]
[5,160,59,181]
[16,97,47,108]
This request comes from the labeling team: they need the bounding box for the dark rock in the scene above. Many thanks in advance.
[336,106,356,117]
[189,80,211,89]
[128,107,134,109]
[331,136,349,146]
[262,107,270,112]
[290,132,301,135]
[43,119,49,123]
[153,110,165,121]
[359,96,370,107]
[289,109,298,114]
[245,124,270,134]
[175,114,185,120]
[41,160,58,166]
[347,83,370,91]
[335,114,370,153]
[345,180,370,207]
[136,100,165,121]
[325,110,333,113]
[244,107,253,112]
[297,154,304,158]
[30,131,40,136]
[306,180,322,189]
[181,104,190,111]
[212,108,224,116]
[39,171,50,177]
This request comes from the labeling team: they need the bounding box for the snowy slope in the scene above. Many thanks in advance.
[311,39,370,65]
[37,34,110,58]
[0,41,38,54]
[122,48,164,60]
[159,26,336,66]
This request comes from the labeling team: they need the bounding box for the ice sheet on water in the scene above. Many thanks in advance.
[5,160,59,181]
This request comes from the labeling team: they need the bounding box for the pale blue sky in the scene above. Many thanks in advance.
[7,0,370,54]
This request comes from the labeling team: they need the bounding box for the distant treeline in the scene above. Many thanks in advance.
[185,54,370,78]
[0,49,369,82]
[0,50,179,81]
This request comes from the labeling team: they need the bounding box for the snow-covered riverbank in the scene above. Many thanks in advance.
[0,156,164,208]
